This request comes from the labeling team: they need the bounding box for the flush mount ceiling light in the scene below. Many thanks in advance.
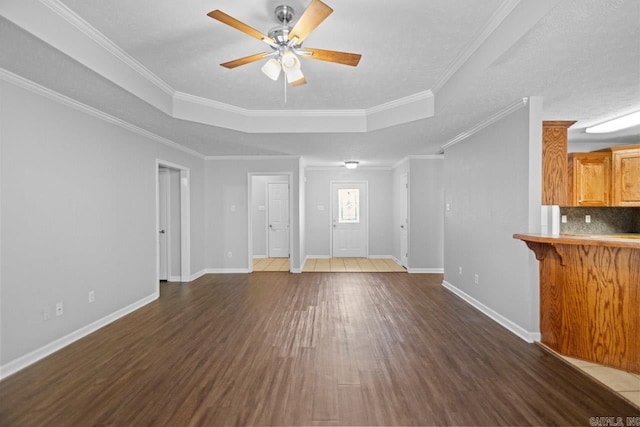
[586,110,640,133]
[344,161,359,169]
[207,0,361,87]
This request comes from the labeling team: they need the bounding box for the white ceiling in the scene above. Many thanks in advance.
[0,0,639,166]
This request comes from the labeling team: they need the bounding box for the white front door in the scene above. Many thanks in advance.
[332,182,367,258]
[400,173,408,268]
[268,182,289,258]
[158,168,169,281]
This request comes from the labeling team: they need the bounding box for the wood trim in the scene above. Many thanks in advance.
[541,121,575,205]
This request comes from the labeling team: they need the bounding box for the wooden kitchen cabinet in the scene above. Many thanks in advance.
[567,152,611,206]
[566,143,640,207]
[609,144,640,206]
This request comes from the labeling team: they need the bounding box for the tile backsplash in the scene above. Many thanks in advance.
[560,207,640,234]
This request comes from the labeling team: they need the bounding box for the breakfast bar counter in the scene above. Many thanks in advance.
[514,233,640,374]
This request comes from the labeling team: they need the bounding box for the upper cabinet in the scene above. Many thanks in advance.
[610,144,640,206]
[566,144,640,207]
[568,152,611,206]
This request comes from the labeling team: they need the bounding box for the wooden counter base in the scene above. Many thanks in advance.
[514,233,639,374]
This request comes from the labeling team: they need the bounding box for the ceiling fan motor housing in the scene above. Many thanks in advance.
[274,5,294,24]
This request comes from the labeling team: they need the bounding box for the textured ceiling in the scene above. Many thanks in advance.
[0,0,639,166]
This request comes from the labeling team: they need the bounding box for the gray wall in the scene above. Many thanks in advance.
[305,168,393,257]
[443,100,541,334]
[0,79,206,367]
[408,158,444,270]
[390,158,444,270]
[205,159,300,271]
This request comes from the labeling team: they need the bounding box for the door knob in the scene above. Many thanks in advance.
[269,224,273,228]
[400,225,405,229]
[159,229,165,234]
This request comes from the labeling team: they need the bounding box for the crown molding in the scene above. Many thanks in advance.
[433,0,521,93]
[0,68,204,159]
[173,92,365,118]
[40,0,175,97]
[205,155,300,161]
[391,154,445,169]
[304,166,393,171]
[441,97,529,151]
[365,90,434,115]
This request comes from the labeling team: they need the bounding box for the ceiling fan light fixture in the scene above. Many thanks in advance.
[344,161,359,169]
[285,66,304,84]
[261,58,282,80]
[281,51,301,70]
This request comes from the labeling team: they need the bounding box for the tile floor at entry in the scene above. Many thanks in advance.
[303,257,406,272]
[252,258,407,272]
[560,354,640,409]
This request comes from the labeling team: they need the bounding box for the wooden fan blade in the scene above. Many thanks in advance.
[221,52,269,69]
[208,10,276,44]
[300,48,362,66]
[291,77,307,87]
[288,0,333,44]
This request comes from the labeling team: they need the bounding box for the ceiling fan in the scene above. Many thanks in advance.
[207,0,362,86]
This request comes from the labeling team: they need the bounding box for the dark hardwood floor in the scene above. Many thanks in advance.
[0,272,637,426]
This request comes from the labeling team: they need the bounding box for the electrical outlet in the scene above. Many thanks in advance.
[88,290,95,303]
[227,251,233,258]
[585,215,591,223]
[55,302,64,317]
[561,215,567,224]
[43,305,51,321]
[474,274,479,285]
[458,266,462,275]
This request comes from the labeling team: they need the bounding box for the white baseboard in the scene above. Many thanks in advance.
[368,254,395,259]
[204,268,251,274]
[252,255,267,259]
[190,270,206,281]
[291,268,301,273]
[0,292,159,380]
[306,254,331,259]
[168,275,182,282]
[441,280,540,343]
[408,268,444,274]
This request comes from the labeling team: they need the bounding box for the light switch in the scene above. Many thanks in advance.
[317,205,325,211]
[585,215,591,223]
[231,205,236,212]
[258,205,265,211]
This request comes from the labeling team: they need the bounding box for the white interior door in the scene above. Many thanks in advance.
[400,173,408,267]
[268,182,289,258]
[158,169,169,281]
[332,182,367,258]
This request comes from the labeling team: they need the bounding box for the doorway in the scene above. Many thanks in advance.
[331,181,368,258]
[248,173,292,272]
[156,160,191,287]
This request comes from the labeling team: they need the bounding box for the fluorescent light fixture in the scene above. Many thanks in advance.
[586,110,640,134]
[261,58,281,80]
[345,161,359,169]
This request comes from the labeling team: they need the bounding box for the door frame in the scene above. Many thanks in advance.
[400,173,409,268]
[248,172,293,272]
[158,168,171,281]
[155,160,191,290]
[329,180,369,258]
